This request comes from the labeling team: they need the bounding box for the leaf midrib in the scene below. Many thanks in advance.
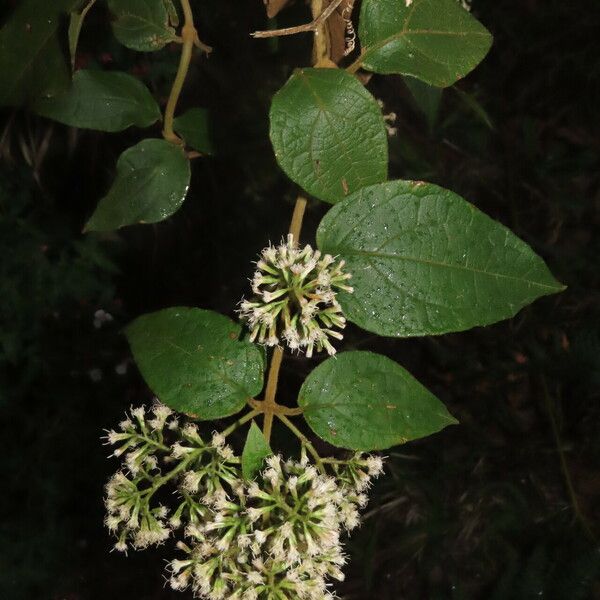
[331,246,562,291]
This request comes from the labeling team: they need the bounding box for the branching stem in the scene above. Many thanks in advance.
[220,409,261,438]
[251,0,345,40]
[254,0,330,455]
[278,414,325,472]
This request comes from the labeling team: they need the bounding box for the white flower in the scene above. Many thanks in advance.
[365,455,384,477]
[211,432,226,448]
[238,234,352,355]
[182,470,203,493]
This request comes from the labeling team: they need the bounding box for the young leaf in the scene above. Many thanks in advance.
[85,139,190,231]
[403,76,443,131]
[242,421,272,480]
[126,308,264,419]
[68,0,97,70]
[358,0,493,87]
[299,351,457,450]
[34,70,161,132]
[174,108,214,155]
[107,0,177,52]
[317,180,565,337]
[0,0,82,107]
[269,68,388,204]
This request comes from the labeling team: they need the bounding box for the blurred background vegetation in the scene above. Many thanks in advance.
[1,0,599,598]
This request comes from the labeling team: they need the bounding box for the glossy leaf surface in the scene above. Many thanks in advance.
[85,139,190,231]
[358,0,493,87]
[299,351,457,450]
[317,180,564,337]
[34,70,161,132]
[126,308,264,419]
[270,68,388,204]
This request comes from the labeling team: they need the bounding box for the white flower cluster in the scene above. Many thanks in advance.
[168,454,383,600]
[238,234,353,357]
[104,403,384,600]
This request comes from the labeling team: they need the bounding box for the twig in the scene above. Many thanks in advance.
[251,0,344,39]
[262,346,284,442]
[278,414,325,472]
[289,195,308,241]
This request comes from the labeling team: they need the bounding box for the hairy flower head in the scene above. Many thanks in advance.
[239,234,352,357]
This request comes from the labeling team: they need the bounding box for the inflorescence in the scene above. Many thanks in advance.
[104,402,384,600]
[238,234,353,357]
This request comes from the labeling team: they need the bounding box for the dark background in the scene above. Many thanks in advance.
[1,0,599,598]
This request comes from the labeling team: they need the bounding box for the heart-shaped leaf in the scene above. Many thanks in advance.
[270,68,388,204]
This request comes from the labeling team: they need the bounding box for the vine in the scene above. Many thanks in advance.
[0,0,567,597]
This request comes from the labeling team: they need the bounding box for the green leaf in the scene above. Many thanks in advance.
[317,180,565,337]
[126,308,264,419]
[299,351,457,450]
[452,86,494,130]
[163,0,180,27]
[269,68,388,204]
[68,0,97,70]
[174,108,214,155]
[358,0,493,87]
[0,0,83,107]
[242,421,272,480]
[85,139,190,231]
[404,76,443,131]
[107,0,177,51]
[33,70,161,132]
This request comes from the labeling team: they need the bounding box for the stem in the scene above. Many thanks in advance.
[346,52,365,74]
[541,377,596,541]
[147,449,200,497]
[278,414,324,472]
[251,0,344,40]
[220,409,261,438]
[253,0,333,453]
[262,346,284,442]
[288,195,308,240]
[162,0,211,144]
[310,0,329,66]
[138,435,170,453]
